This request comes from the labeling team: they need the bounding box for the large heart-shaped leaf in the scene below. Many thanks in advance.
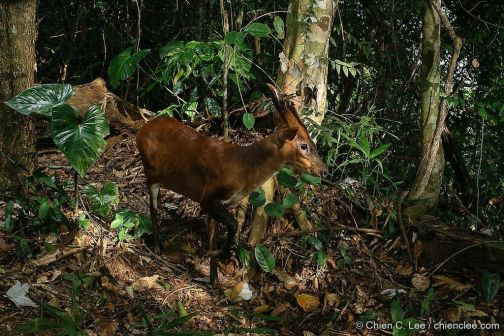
[108,47,151,88]
[51,104,110,177]
[5,84,74,116]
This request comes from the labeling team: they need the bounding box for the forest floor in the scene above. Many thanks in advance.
[0,131,503,335]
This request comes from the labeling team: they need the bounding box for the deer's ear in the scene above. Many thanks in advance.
[278,127,298,143]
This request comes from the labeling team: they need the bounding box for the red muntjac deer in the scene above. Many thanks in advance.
[137,84,327,283]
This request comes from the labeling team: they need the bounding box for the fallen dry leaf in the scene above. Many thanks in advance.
[295,293,320,312]
[224,282,254,302]
[273,270,299,290]
[433,275,471,291]
[126,275,163,298]
[412,273,430,291]
[253,305,272,313]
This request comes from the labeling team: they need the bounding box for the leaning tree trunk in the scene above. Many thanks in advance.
[405,0,444,218]
[0,0,37,191]
[249,0,334,243]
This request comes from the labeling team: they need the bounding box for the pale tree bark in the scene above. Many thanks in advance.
[406,0,462,218]
[406,0,443,217]
[0,0,37,190]
[249,0,334,243]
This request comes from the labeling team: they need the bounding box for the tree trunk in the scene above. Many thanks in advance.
[277,0,334,125]
[0,0,37,190]
[250,0,334,241]
[405,0,444,218]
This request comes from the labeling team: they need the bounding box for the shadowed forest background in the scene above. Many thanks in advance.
[0,0,503,335]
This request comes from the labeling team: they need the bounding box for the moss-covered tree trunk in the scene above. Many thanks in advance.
[250,0,334,242]
[0,0,37,190]
[406,0,444,217]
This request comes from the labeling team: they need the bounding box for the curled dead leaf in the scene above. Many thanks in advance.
[224,282,254,302]
[253,305,272,313]
[412,273,430,292]
[295,293,320,312]
[273,270,299,290]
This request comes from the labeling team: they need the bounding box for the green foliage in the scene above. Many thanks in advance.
[137,310,212,336]
[108,46,151,88]
[249,188,266,207]
[4,170,71,234]
[273,16,285,39]
[390,298,423,336]
[254,244,275,272]
[5,84,74,116]
[7,85,110,178]
[111,209,151,243]
[51,104,110,177]
[83,181,119,217]
[20,274,88,336]
[243,22,271,38]
[264,202,284,218]
[242,112,255,130]
[338,244,353,268]
[320,115,396,200]
[302,235,327,267]
[420,288,435,317]
[481,270,500,302]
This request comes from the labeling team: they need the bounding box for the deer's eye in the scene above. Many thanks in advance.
[301,143,308,151]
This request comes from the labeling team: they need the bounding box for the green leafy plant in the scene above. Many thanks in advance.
[481,270,500,302]
[83,181,119,217]
[20,273,91,336]
[6,85,110,178]
[420,287,436,317]
[261,167,321,219]
[136,310,212,336]
[111,209,151,243]
[254,244,275,272]
[51,104,109,177]
[390,297,422,336]
[302,235,327,267]
[108,46,151,88]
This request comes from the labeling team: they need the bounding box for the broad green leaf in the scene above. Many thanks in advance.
[254,244,275,272]
[265,202,284,218]
[244,22,271,38]
[84,181,119,217]
[4,201,14,231]
[108,47,151,88]
[182,100,198,119]
[420,287,435,317]
[370,143,391,158]
[277,168,297,188]
[238,246,251,267]
[203,97,221,117]
[225,31,245,45]
[315,249,327,267]
[249,188,266,207]
[51,104,110,177]
[273,16,285,39]
[5,84,74,116]
[38,200,49,220]
[305,235,323,250]
[300,173,321,185]
[282,193,298,208]
[390,298,404,322]
[482,270,500,302]
[242,112,255,130]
